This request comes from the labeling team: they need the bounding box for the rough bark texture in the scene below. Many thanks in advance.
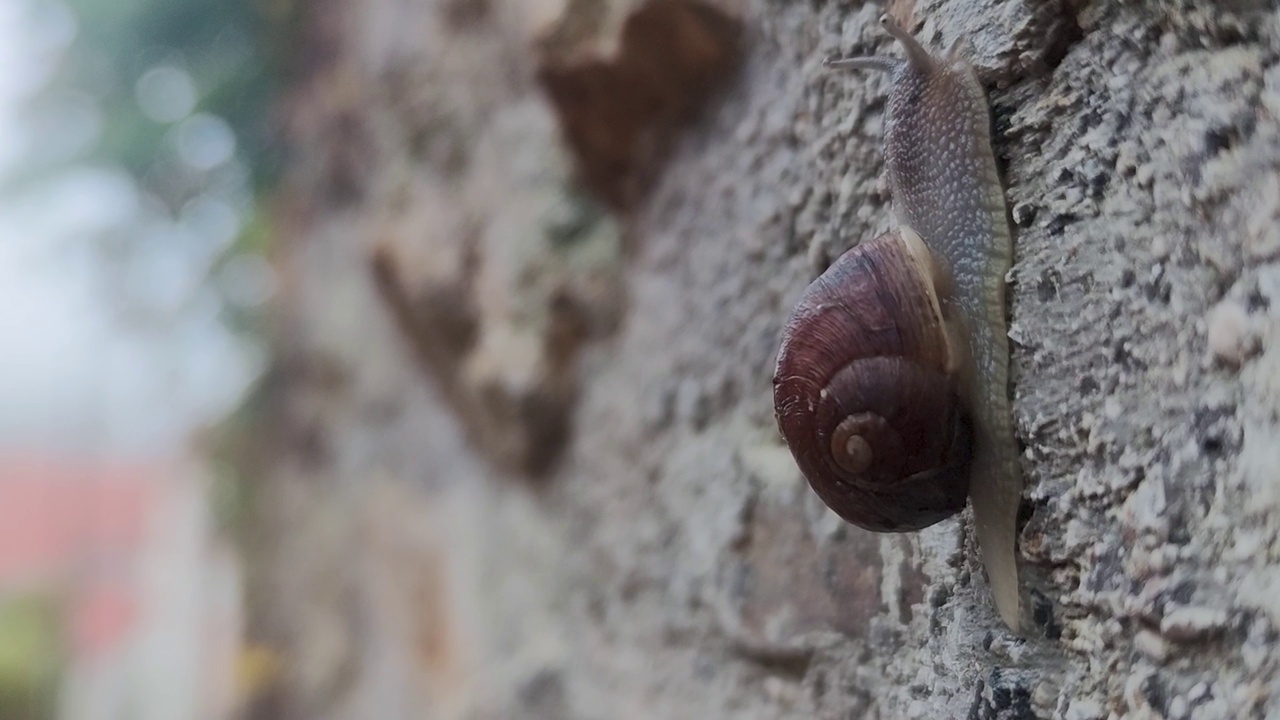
[247,0,1280,718]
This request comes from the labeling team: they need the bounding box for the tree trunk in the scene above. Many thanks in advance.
[244,0,1280,717]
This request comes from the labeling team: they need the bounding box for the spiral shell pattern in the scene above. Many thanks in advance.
[773,229,971,531]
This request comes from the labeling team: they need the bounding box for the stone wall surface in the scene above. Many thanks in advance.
[245,0,1280,718]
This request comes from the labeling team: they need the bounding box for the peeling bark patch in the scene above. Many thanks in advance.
[365,96,625,478]
[371,243,580,476]
[537,0,742,208]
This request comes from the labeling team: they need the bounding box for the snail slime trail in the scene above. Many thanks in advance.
[772,15,1022,631]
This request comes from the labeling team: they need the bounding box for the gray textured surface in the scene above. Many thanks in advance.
[251,0,1280,718]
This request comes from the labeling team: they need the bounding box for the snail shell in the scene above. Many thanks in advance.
[773,227,972,532]
[778,13,1023,631]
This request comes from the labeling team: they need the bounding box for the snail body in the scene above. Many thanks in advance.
[773,15,1022,629]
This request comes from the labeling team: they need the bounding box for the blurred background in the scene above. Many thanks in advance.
[5,0,1280,717]
[0,0,277,716]
[0,0,739,714]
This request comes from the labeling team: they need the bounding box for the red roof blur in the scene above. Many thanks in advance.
[0,452,168,658]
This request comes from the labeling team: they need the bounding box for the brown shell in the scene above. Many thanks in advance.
[772,229,971,532]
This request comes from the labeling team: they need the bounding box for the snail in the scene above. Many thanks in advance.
[772,14,1022,630]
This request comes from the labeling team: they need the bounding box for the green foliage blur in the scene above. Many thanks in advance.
[0,596,62,720]
[12,0,300,342]
[44,0,288,200]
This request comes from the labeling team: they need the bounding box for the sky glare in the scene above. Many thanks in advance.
[0,0,263,457]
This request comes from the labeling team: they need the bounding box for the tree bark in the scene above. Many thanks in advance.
[246,0,1280,718]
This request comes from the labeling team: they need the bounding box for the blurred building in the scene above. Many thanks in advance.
[0,453,240,720]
